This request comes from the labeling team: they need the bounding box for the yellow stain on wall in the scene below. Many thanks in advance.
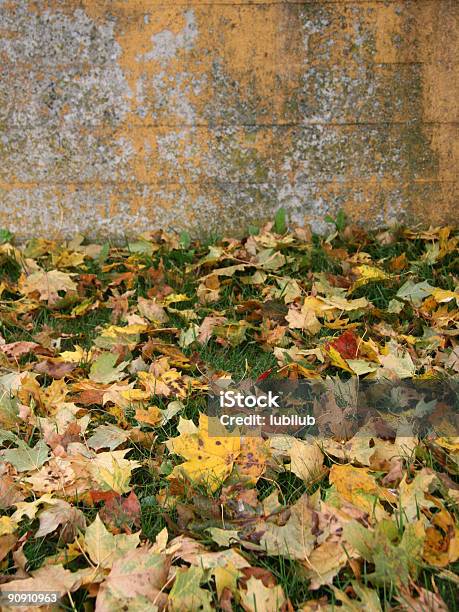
[0,0,456,237]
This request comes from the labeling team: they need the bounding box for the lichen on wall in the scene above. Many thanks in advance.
[0,0,457,239]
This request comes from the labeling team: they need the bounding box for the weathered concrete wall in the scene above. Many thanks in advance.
[0,0,457,239]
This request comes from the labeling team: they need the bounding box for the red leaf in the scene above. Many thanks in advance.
[90,490,119,504]
[329,330,359,359]
[256,368,273,382]
[99,491,141,533]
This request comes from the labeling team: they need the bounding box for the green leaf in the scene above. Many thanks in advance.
[89,353,128,384]
[87,424,130,451]
[0,229,13,244]
[168,566,212,612]
[3,439,50,472]
[84,514,140,569]
[396,280,434,307]
[98,242,110,264]
[179,231,191,249]
[273,207,287,234]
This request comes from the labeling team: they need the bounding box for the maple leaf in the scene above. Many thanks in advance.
[240,576,286,612]
[168,566,212,611]
[327,330,359,359]
[286,303,321,334]
[0,341,39,359]
[89,352,129,384]
[329,465,396,521]
[350,265,391,292]
[302,540,352,589]
[95,545,170,611]
[35,499,86,542]
[137,357,183,397]
[398,468,439,522]
[99,491,141,534]
[1,437,50,472]
[0,564,81,601]
[423,507,459,567]
[333,581,383,611]
[343,519,425,586]
[395,584,449,612]
[137,296,169,323]
[234,437,271,484]
[166,414,241,492]
[287,438,324,483]
[87,424,130,451]
[89,449,140,495]
[134,405,163,426]
[19,269,77,304]
[260,494,316,560]
[84,514,140,569]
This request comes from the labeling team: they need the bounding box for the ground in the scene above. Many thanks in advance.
[0,215,458,611]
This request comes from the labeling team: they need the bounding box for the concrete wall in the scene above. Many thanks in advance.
[0,0,457,239]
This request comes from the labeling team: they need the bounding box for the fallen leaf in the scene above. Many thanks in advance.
[89,352,128,384]
[260,494,316,560]
[87,424,130,451]
[329,465,396,520]
[166,414,241,492]
[84,514,140,569]
[95,545,170,611]
[168,566,212,611]
[36,499,86,542]
[2,438,50,472]
[100,491,141,534]
[240,576,286,612]
[19,269,77,304]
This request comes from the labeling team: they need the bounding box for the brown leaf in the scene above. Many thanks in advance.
[36,499,86,542]
[0,534,18,563]
[396,584,449,611]
[34,359,76,379]
[0,342,39,359]
[19,270,77,304]
[0,476,25,510]
[0,564,81,599]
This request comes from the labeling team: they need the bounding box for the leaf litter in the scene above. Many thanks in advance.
[0,219,458,610]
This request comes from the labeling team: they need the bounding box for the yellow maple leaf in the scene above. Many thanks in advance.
[235,437,270,484]
[90,450,140,495]
[83,514,139,569]
[51,250,86,269]
[350,265,391,292]
[59,345,92,363]
[166,414,240,492]
[431,288,459,304]
[103,324,148,337]
[0,516,18,536]
[329,464,396,521]
[138,358,183,397]
[322,345,354,373]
